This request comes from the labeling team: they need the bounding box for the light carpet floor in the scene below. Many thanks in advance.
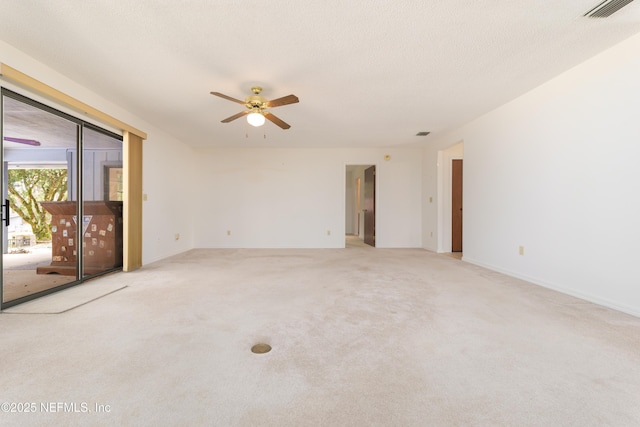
[1,244,639,426]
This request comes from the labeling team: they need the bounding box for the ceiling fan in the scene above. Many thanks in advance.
[210,86,299,129]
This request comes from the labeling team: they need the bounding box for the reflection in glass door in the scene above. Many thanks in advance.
[82,126,123,277]
[1,90,123,308]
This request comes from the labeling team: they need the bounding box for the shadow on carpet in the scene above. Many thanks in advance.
[3,282,127,314]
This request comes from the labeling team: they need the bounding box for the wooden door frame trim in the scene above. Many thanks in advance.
[1,63,146,271]
[123,132,143,271]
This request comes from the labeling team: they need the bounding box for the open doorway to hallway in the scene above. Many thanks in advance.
[439,142,463,257]
[345,165,376,247]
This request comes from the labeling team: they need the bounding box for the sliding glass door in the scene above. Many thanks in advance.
[0,89,122,308]
[81,126,123,277]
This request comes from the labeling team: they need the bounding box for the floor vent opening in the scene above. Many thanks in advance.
[251,343,272,354]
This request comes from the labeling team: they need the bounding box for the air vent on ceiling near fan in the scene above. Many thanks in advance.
[584,0,635,17]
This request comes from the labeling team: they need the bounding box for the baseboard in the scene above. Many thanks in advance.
[462,257,640,319]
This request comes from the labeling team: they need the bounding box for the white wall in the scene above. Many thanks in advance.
[0,40,196,264]
[424,33,640,316]
[194,147,422,248]
[142,132,197,262]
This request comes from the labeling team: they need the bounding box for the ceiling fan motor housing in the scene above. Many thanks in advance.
[246,94,267,111]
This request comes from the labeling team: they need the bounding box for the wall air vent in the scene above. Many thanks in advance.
[584,0,635,17]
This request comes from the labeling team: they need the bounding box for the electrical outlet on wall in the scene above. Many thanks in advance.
[175,233,180,241]
[519,246,524,255]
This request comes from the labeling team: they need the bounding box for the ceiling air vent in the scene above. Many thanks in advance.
[584,0,635,17]
[416,131,430,136]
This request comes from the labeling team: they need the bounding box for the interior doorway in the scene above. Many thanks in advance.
[438,142,464,254]
[345,164,376,247]
[1,89,123,309]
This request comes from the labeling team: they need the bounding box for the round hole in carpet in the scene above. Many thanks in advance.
[251,343,272,354]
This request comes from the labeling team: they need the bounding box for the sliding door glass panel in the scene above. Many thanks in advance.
[2,94,79,305]
[81,126,123,277]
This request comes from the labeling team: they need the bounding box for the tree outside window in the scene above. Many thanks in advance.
[8,168,68,241]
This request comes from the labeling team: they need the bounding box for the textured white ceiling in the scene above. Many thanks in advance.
[1,0,639,148]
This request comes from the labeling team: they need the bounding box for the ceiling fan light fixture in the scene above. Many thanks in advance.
[247,112,265,127]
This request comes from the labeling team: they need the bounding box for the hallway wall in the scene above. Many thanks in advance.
[423,33,640,316]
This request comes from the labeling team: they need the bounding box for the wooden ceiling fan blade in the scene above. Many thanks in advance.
[211,92,245,105]
[266,94,299,108]
[221,111,248,123]
[264,112,291,129]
